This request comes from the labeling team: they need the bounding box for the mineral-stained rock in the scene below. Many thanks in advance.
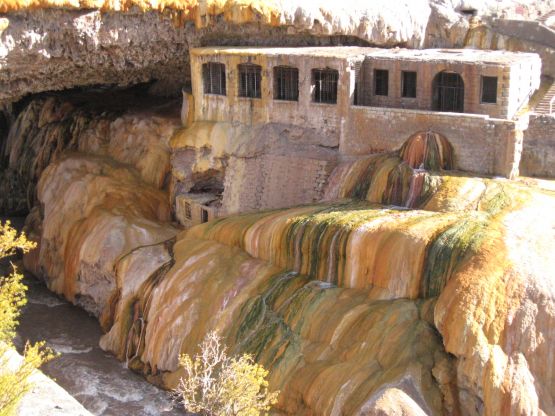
[33,154,178,321]
[99,242,174,361]
[0,94,180,214]
[27,133,555,414]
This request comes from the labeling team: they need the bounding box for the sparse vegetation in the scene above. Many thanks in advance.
[174,331,279,416]
[0,221,55,416]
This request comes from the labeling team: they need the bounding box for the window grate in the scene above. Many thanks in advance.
[274,66,299,101]
[481,76,497,103]
[238,64,262,98]
[374,69,389,96]
[184,202,192,220]
[202,62,226,95]
[312,69,338,104]
[402,71,417,98]
[433,71,464,113]
[353,61,363,105]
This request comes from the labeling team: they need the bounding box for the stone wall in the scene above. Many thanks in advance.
[342,106,522,178]
[520,115,555,178]
[169,121,338,221]
[221,154,334,215]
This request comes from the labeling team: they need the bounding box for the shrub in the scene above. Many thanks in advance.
[0,221,55,416]
[174,331,279,416]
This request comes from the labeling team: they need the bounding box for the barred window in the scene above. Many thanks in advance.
[238,64,262,98]
[202,62,226,95]
[481,76,497,103]
[274,66,299,101]
[374,69,389,96]
[312,68,338,104]
[184,202,192,220]
[353,61,363,106]
[401,71,417,98]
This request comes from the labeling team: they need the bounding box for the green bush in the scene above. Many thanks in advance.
[0,221,55,416]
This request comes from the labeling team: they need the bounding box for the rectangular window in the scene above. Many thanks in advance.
[481,76,497,103]
[201,208,209,223]
[401,71,417,98]
[238,64,262,98]
[353,61,363,106]
[202,62,226,95]
[274,66,299,101]
[184,202,192,220]
[312,68,339,104]
[374,69,389,96]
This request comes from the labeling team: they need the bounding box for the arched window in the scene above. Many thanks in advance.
[432,71,464,113]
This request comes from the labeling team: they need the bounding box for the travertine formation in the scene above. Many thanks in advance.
[1,1,554,415]
[8,94,553,414]
[0,93,180,214]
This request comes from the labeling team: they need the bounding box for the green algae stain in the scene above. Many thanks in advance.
[420,213,488,298]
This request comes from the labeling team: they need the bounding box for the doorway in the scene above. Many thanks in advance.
[432,71,464,113]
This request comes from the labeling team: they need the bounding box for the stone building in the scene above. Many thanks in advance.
[177,46,541,225]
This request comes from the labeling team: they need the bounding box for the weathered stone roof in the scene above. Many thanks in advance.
[366,47,540,65]
[191,46,377,59]
[192,46,540,66]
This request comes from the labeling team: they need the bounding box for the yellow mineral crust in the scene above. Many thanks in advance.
[436,188,555,415]
[0,0,281,27]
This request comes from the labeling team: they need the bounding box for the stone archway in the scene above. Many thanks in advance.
[432,71,464,113]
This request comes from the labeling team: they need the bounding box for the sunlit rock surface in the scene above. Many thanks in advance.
[32,155,178,323]
[24,115,555,415]
[1,0,551,103]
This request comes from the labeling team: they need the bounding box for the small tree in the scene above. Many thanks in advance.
[0,221,54,416]
[174,331,279,416]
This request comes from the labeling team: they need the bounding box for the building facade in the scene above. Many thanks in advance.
[179,46,541,225]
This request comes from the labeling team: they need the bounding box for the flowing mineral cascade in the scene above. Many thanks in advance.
[5,91,552,414]
[1,1,555,415]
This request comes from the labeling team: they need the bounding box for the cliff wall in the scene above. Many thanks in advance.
[1,0,550,105]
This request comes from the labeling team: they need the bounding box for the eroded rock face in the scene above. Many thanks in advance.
[1,0,550,104]
[0,93,180,214]
[32,155,177,322]
[0,9,189,104]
